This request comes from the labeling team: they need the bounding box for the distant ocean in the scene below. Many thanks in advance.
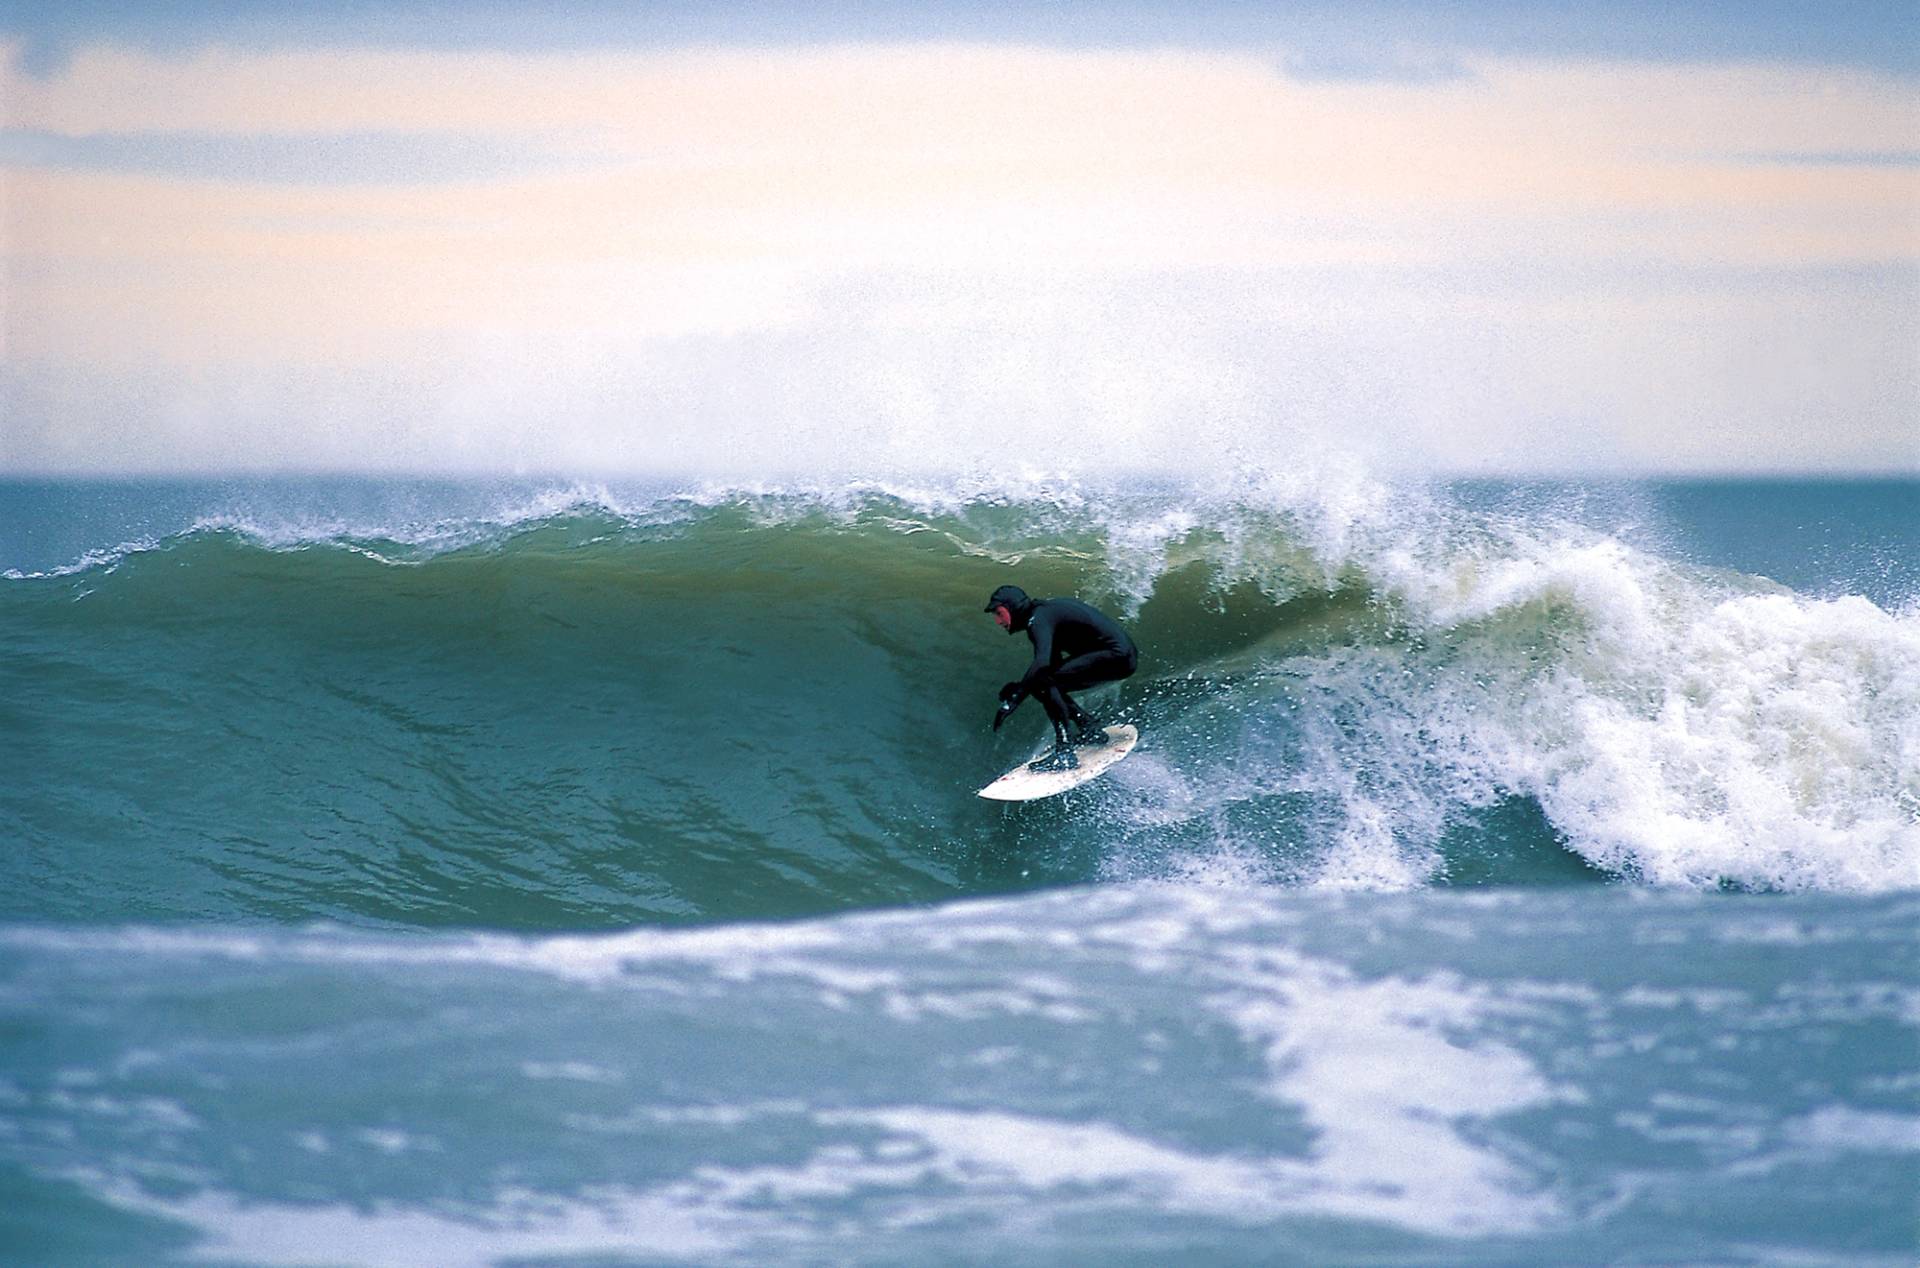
[3,472,1916,1265]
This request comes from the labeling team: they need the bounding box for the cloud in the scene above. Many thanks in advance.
[0,127,604,185]
[1280,49,1475,85]
[1725,150,1920,168]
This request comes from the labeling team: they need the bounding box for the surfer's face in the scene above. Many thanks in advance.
[992,605,1013,631]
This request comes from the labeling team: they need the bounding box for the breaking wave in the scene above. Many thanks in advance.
[4,472,1915,928]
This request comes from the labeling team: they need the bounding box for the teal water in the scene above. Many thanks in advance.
[2,475,1916,1264]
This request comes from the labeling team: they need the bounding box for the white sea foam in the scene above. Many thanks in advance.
[816,1106,1283,1215]
[1210,949,1569,1235]
[1,537,163,580]
[80,1176,758,1267]
[1368,541,1920,891]
[1059,469,1920,893]
[1783,1107,1920,1153]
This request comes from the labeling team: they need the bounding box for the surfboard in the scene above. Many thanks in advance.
[978,725,1138,802]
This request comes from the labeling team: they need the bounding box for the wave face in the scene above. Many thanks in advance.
[5,474,1916,928]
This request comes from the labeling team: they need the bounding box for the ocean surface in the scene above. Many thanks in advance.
[2,472,1916,1265]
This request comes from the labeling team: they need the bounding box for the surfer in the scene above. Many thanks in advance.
[984,584,1138,772]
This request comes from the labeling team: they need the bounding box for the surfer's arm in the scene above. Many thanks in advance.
[1013,616,1056,694]
[992,623,1053,730]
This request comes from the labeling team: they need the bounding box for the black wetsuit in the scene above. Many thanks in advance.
[988,586,1138,742]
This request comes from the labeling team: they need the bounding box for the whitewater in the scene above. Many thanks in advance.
[3,468,1917,1264]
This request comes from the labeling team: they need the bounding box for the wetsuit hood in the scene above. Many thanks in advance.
[984,584,1036,631]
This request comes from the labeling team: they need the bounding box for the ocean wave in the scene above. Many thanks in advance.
[3,474,1915,915]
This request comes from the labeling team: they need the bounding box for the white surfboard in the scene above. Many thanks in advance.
[978,725,1139,802]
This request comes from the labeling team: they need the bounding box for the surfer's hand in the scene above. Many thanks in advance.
[998,681,1021,702]
[992,700,1016,731]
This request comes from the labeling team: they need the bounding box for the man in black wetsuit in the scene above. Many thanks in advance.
[984,584,1138,773]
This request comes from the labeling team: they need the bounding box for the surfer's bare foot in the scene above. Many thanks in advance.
[1028,746,1079,773]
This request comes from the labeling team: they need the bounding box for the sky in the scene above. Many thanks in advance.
[1,1,1915,476]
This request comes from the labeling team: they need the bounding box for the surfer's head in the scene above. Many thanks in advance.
[984,585,1032,633]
